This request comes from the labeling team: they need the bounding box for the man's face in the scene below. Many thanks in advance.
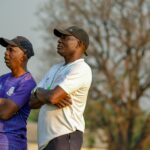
[4,45,25,69]
[57,35,79,57]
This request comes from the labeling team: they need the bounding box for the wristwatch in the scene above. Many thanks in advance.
[33,88,38,98]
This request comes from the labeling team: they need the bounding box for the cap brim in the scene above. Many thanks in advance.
[54,29,72,37]
[0,38,17,47]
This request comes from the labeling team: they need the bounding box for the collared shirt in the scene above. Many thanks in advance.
[0,72,36,150]
[37,59,92,150]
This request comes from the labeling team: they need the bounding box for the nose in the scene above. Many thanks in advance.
[5,50,9,56]
[58,38,62,43]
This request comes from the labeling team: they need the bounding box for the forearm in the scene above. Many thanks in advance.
[35,88,50,104]
[0,98,18,120]
[29,94,44,109]
[29,99,43,109]
[0,99,7,119]
[34,87,72,108]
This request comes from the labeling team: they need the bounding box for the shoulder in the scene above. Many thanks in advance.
[20,72,36,87]
[0,72,11,78]
[69,60,92,83]
[63,60,92,84]
[0,73,11,81]
[69,59,92,75]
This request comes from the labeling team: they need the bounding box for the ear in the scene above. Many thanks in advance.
[21,54,28,63]
[77,41,85,50]
[77,40,82,48]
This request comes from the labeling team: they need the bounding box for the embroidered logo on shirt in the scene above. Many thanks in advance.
[6,87,15,96]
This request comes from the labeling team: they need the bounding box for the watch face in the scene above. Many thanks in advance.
[33,88,37,97]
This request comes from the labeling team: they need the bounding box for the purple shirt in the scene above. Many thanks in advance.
[0,72,36,150]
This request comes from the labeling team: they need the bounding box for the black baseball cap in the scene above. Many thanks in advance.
[0,36,34,59]
[54,26,89,56]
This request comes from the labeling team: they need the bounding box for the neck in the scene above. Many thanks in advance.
[11,67,27,77]
[64,54,83,65]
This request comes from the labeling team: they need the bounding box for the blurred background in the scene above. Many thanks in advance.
[0,0,150,150]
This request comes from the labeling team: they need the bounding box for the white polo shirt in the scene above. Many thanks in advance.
[37,59,92,150]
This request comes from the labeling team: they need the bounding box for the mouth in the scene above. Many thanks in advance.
[57,44,63,50]
[4,57,10,65]
[5,60,10,65]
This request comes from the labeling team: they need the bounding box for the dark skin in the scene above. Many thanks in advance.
[0,45,28,120]
[29,35,85,109]
[29,86,72,109]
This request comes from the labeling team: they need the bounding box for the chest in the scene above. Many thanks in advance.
[0,78,19,97]
[43,65,69,90]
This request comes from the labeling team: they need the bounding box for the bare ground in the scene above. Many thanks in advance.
[27,142,104,150]
[27,123,106,150]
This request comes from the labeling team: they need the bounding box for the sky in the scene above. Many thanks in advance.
[0,0,46,79]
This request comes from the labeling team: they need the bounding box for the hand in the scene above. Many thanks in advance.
[34,88,48,102]
[29,92,44,109]
[55,95,72,108]
[30,92,36,100]
[30,89,39,100]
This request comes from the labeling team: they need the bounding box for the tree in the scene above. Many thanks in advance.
[37,0,150,149]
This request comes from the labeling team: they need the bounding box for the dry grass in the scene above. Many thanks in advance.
[27,123,106,150]
[27,142,104,150]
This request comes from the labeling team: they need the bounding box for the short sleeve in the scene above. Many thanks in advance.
[7,79,36,108]
[59,65,92,94]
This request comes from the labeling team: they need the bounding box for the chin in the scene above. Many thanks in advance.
[57,50,64,57]
[5,63,12,69]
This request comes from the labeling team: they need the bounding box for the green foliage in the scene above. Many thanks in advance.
[87,134,95,148]
[28,109,39,122]
[85,100,102,129]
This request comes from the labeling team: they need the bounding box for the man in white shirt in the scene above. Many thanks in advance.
[29,26,92,150]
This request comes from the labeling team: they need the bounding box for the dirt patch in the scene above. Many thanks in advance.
[28,142,105,150]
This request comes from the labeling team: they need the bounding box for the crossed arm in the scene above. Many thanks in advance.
[0,98,19,120]
[0,85,71,120]
[29,86,72,109]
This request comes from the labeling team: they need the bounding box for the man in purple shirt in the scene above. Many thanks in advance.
[0,36,36,150]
